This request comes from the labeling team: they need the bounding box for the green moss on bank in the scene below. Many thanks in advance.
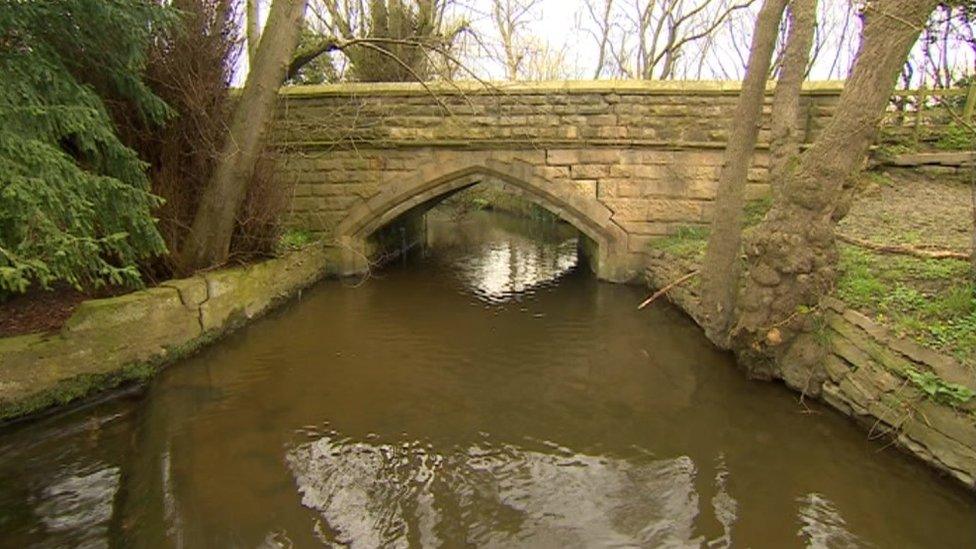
[0,330,226,423]
[0,247,336,424]
[0,363,155,422]
[836,245,975,367]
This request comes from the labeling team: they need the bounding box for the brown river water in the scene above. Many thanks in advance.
[0,210,974,548]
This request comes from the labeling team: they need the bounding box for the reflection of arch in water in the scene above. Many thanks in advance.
[439,228,580,304]
[334,159,634,281]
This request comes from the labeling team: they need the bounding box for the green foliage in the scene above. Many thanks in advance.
[648,196,771,262]
[743,197,773,227]
[876,141,916,158]
[0,0,173,294]
[470,197,491,210]
[277,228,317,252]
[836,246,976,366]
[904,367,975,406]
[862,171,894,188]
[934,123,975,151]
[649,225,709,260]
[448,186,560,223]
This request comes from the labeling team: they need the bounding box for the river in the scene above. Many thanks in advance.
[0,210,973,547]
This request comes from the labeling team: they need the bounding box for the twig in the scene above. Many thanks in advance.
[637,270,699,310]
[836,233,970,261]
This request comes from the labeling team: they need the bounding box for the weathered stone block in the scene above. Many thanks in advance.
[616,221,670,236]
[901,416,976,483]
[547,148,620,165]
[160,277,208,309]
[587,114,617,126]
[571,165,611,179]
[823,354,852,382]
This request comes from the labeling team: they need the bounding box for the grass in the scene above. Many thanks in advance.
[277,228,317,252]
[836,245,975,367]
[647,211,976,367]
[743,196,773,226]
[648,224,709,260]
[646,192,975,368]
[861,171,894,188]
[934,124,975,152]
[648,197,772,261]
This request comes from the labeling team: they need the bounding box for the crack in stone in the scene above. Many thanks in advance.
[196,275,213,335]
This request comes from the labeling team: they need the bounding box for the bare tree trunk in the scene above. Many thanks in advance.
[768,0,817,183]
[180,0,307,272]
[700,0,788,345]
[971,160,975,285]
[733,0,940,386]
[491,0,541,81]
[247,0,262,64]
[586,0,614,79]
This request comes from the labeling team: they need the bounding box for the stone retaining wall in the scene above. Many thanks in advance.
[0,247,336,422]
[643,253,976,490]
[820,297,976,488]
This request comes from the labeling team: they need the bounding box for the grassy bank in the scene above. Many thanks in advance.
[647,172,975,368]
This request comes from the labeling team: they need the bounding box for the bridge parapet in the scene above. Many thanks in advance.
[273,80,843,149]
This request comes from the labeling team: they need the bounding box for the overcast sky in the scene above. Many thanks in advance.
[241,1,973,85]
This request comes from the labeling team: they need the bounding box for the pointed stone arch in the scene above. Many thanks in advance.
[335,157,634,281]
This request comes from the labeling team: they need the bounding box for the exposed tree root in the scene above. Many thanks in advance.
[638,270,699,310]
[836,233,970,261]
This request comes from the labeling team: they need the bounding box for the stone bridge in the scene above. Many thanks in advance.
[270,81,842,281]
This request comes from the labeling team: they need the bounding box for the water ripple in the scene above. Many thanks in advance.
[287,436,705,548]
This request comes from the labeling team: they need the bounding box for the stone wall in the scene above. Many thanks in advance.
[0,247,337,422]
[643,257,976,490]
[269,81,843,280]
[272,80,842,148]
[820,297,976,488]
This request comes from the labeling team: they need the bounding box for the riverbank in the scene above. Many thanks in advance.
[0,246,337,422]
[5,208,972,546]
[2,167,973,490]
[644,167,976,489]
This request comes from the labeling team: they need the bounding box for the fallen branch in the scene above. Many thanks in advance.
[836,233,970,261]
[638,270,699,310]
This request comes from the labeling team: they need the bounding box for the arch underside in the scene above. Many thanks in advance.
[336,159,628,263]
[333,158,635,280]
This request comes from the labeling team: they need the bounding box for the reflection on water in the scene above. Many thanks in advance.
[33,465,119,548]
[796,494,863,549]
[288,436,703,548]
[425,211,579,304]
[0,210,974,547]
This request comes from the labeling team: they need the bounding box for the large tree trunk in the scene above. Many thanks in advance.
[768,0,817,183]
[699,0,789,345]
[180,0,307,272]
[733,0,940,391]
[970,167,975,284]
